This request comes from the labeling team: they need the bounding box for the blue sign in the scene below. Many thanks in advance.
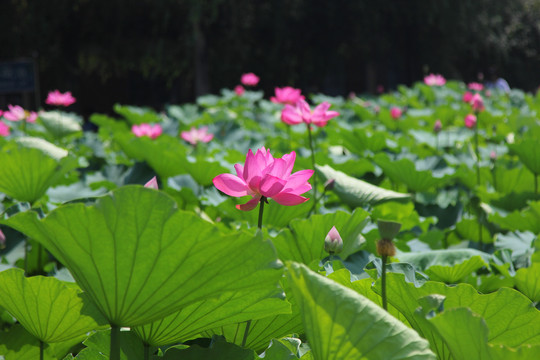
[0,60,36,93]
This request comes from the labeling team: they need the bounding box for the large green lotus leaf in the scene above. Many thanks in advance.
[514,262,540,302]
[38,111,83,139]
[216,197,312,229]
[271,209,369,263]
[114,104,162,125]
[0,268,107,343]
[373,273,540,351]
[489,201,540,233]
[374,154,450,193]
[2,186,283,327]
[455,218,493,243]
[338,128,391,154]
[317,165,410,207]
[0,137,78,203]
[162,335,257,360]
[0,324,85,360]
[132,287,290,346]
[509,138,540,175]
[397,249,491,283]
[419,308,540,360]
[370,201,432,232]
[287,262,436,360]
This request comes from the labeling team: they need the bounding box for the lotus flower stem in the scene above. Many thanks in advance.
[381,255,388,311]
[474,124,480,185]
[535,174,538,195]
[110,325,120,360]
[257,197,266,229]
[144,343,150,360]
[39,340,44,360]
[306,124,317,213]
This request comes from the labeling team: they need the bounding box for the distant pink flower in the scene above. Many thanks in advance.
[433,119,442,133]
[270,87,304,105]
[281,100,339,127]
[485,90,492,98]
[45,90,76,107]
[181,126,214,145]
[0,121,10,137]
[468,82,484,91]
[464,114,477,128]
[462,91,473,103]
[324,226,343,254]
[0,228,5,246]
[490,151,497,160]
[390,107,402,119]
[144,176,158,189]
[470,93,485,112]
[424,74,446,86]
[26,112,38,123]
[3,105,36,123]
[213,147,313,211]
[132,123,162,140]
[241,73,259,86]
[377,84,385,94]
[234,85,245,96]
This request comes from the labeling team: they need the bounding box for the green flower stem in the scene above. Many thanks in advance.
[144,343,150,360]
[381,255,388,311]
[110,325,120,360]
[474,124,480,185]
[306,123,317,214]
[39,340,44,360]
[535,174,538,195]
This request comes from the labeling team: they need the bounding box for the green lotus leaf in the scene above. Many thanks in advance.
[271,209,369,264]
[80,329,153,360]
[38,111,83,139]
[514,262,540,302]
[2,186,283,327]
[489,201,540,233]
[114,104,162,125]
[161,335,257,360]
[509,138,540,175]
[0,137,78,203]
[132,287,290,346]
[455,218,493,244]
[316,164,410,207]
[0,268,107,343]
[287,262,436,360]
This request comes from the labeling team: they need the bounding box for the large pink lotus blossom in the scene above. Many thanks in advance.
[462,91,473,103]
[270,87,304,105]
[213,147,314,211]
[281,100,339,127]
[45,90,76,107]
[468,82,484,91]
[131,123,162,139]
[390,107,402,119]
[470,93,485,112]
[0,121,10,137]
[144,176,158,189]
[234,85,245,96]
[181,126,214,145]
[241,73,259,86]
[2,105,37,123]
[424,74,446,86]
[464,114,477,129]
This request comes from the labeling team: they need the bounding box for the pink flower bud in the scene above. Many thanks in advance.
[390,107,402,120]
[433,119,442,133]
[144,176,158,189]
[324,226,343,254]
[464,114,477,129]
[234,85,245,96]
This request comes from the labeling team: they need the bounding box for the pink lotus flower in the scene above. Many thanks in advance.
[470,93,485,112]
[0,121,10,137]
[234,85,245,96]
[464,114,477,128]
[241,73,259,86]
[3,105,36,123]
[433,119,442,133]
[324,226,343,254]
[0,228,5,246]
[468,82,484,91]
[270,87,304,105]
[213,147,314,211]
[377,84,385,94]
[144,176,158,189]
[462,91,473,103]
[45,90,76,107]
[181,126,214,145]
[490,151,497,160]
[424,74,446,86]
[131,123,162,140]
[281,100,339,127]
[390,107,402,119]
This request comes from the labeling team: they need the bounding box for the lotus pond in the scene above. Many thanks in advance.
[0,79,539,359]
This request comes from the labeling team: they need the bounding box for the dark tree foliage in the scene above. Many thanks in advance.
[1,0,540,114]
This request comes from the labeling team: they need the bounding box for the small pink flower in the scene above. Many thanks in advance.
[0,121,10,137]
[27,111,38,123]
[470,93,485,112]
[377,84,385,93]
[3,105,26,121]
[468,82,484,91]
[213,147,314,211]
[485,90,492,97]
[462,91,473,103]
[234,85,245,96]
[464,114,477,129]
[270,86,304,105]
[424,74,446,86]
[132,123,162,140]
[390,107,402,119]
[181,126,214,145]
[433,119,442,133]
[490,151,497,160]
[281,100,339,127]
[324,226,343,254]
[45,90,76,107]
[144,176,159,189]
[241,73,259,86]
[0,228,5,246]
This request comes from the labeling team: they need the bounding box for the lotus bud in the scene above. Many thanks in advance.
[324,226,343,255]
[0,229,5,247]
[324,178,335,191]
[433,119,442,133]
[144,176,159,189]
[376,220,401,257]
